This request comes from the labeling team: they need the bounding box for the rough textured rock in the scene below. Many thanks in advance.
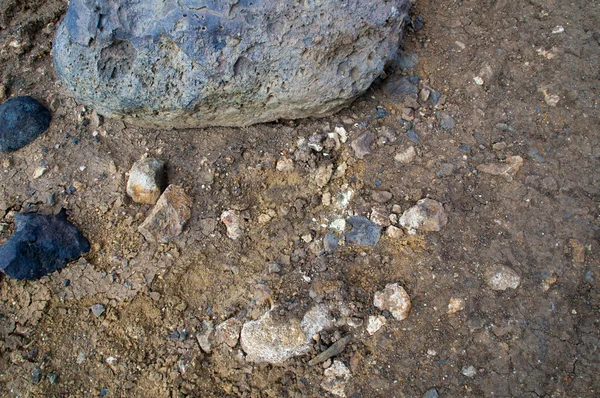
[374,283,411,321]
[0,210,90,280]
[0,96,51,153]
[138,185,192,243]
[241,305,332,364]
[220,210,244,240]
[367,315,386,335]
[399,198,448,233]
[477,155,523,180]
[126,156,166,205]
[53,0,411,128]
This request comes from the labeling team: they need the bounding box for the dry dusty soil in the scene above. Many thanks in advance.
[0,0,599,397]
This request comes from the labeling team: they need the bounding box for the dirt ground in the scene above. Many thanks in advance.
[0,0,599,396]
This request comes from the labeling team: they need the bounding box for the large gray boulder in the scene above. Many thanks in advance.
[53,0,411,128]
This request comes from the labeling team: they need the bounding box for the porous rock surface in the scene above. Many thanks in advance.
[53,0,411,128]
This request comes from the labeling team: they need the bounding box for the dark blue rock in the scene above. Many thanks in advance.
[407,130,421,144]
[437,111,455,131]
[0,210,90,280]
[343,216,381,246]
[428,90,441,106]
[0,97,51,153]
[324,233,340,252]
[382,76,418,102]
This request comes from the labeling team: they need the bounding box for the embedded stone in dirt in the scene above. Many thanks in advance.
[343,216,382,246]
[399,198,448,233]
[0,210,90,280]
[423,388,439,398]
[220,210,244,240]
[394,145,416,164]
[126,155,166,205]
[321,360,351,397]
[382,75,418,102]
[53,0,411,128]
[91,304,106,317]
[301,304,334,339]
[374,283,412,321]
[214,318,243,348]
[240,308,310,364]
[485,265,521,291]
[350,132,374,160]
[138,185,192,243]
[0,96,51,153]
[477,155,523,180]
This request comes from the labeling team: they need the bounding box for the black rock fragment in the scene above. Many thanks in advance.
[0,210,90,280]
[0,96,51,153]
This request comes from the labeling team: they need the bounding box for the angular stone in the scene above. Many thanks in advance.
[0,96,51,153]
[220,210,244,240]
[382,76,418,102]
[350,132,374,160]
[0,210,90,280]
[53,0,411,128]
[399,199,448,232]
[126,155,166,205]
[366,315,386,335]
[477,156,523,180]
[394,146,416,164]
[138,185,192,243]
[214,318,242,348]
[374,283,411,321]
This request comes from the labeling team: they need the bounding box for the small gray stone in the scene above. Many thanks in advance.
[437,111,455,131]
[91,304,106,317]
[382,76,418,102]
[372,190,393,203]
[31,367,42,384]
[436,163,455,178]
[343,216,382,246]
[461,365,477,377]
[138,185,192,243]
[268,263,282,274]
[423,388,439,398]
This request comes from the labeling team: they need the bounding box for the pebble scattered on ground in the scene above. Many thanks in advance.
[477,155,523,180]
[126,155,166,205]
[374,283,412,321]
[394,145,416,164]
[0,96,51,153]
[0,210,90,280]
[138,185,192,243]
[485,265,521,291]
[91,304,106,317]
[461,365,477,377]
[423,388,439,398]
[350,131,374,159]
[447,298,465,314]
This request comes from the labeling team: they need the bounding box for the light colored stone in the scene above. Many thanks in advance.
[196,320,214,353]
[385,225,404,239]
[138,185,192,243]
[485,265,521,290]
[374,283,411,321]
[221,210,244,240]
[447,298,465,314]
[127,155,165,205]
[399,198,448,233]
[461,365,477,377]
[276,157,294,172]
[366,315,386,335]
[241,307,316,364]
[394,146,416,164]
[370,206,391,227]
[301,304,334,339]
[321,360,351,397]
[33,166,48,179]
[312,164,334,188]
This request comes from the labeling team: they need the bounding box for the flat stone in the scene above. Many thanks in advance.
[91,304,106,317]
[385,225,404,239]
[382,76,418,102]
[373,283,411,321]
[437,111,455,130]
[343,216,382,246]
[461,365,477,377]
[371,190,393,203]
[126,155,166,205]
[395,146,416,164]
[138,185,192,243]
[350,132,374,160]
[477,156,523,180]
[53,0,411,128]
[485,265,521,291]
[308,335,350,366]
[0,210,90,280]
[0,96,51,153]
[196,320,214,353]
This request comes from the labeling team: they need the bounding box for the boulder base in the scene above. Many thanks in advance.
[53,0,410,128]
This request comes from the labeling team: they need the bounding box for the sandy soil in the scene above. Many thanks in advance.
[0,0,598,396]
